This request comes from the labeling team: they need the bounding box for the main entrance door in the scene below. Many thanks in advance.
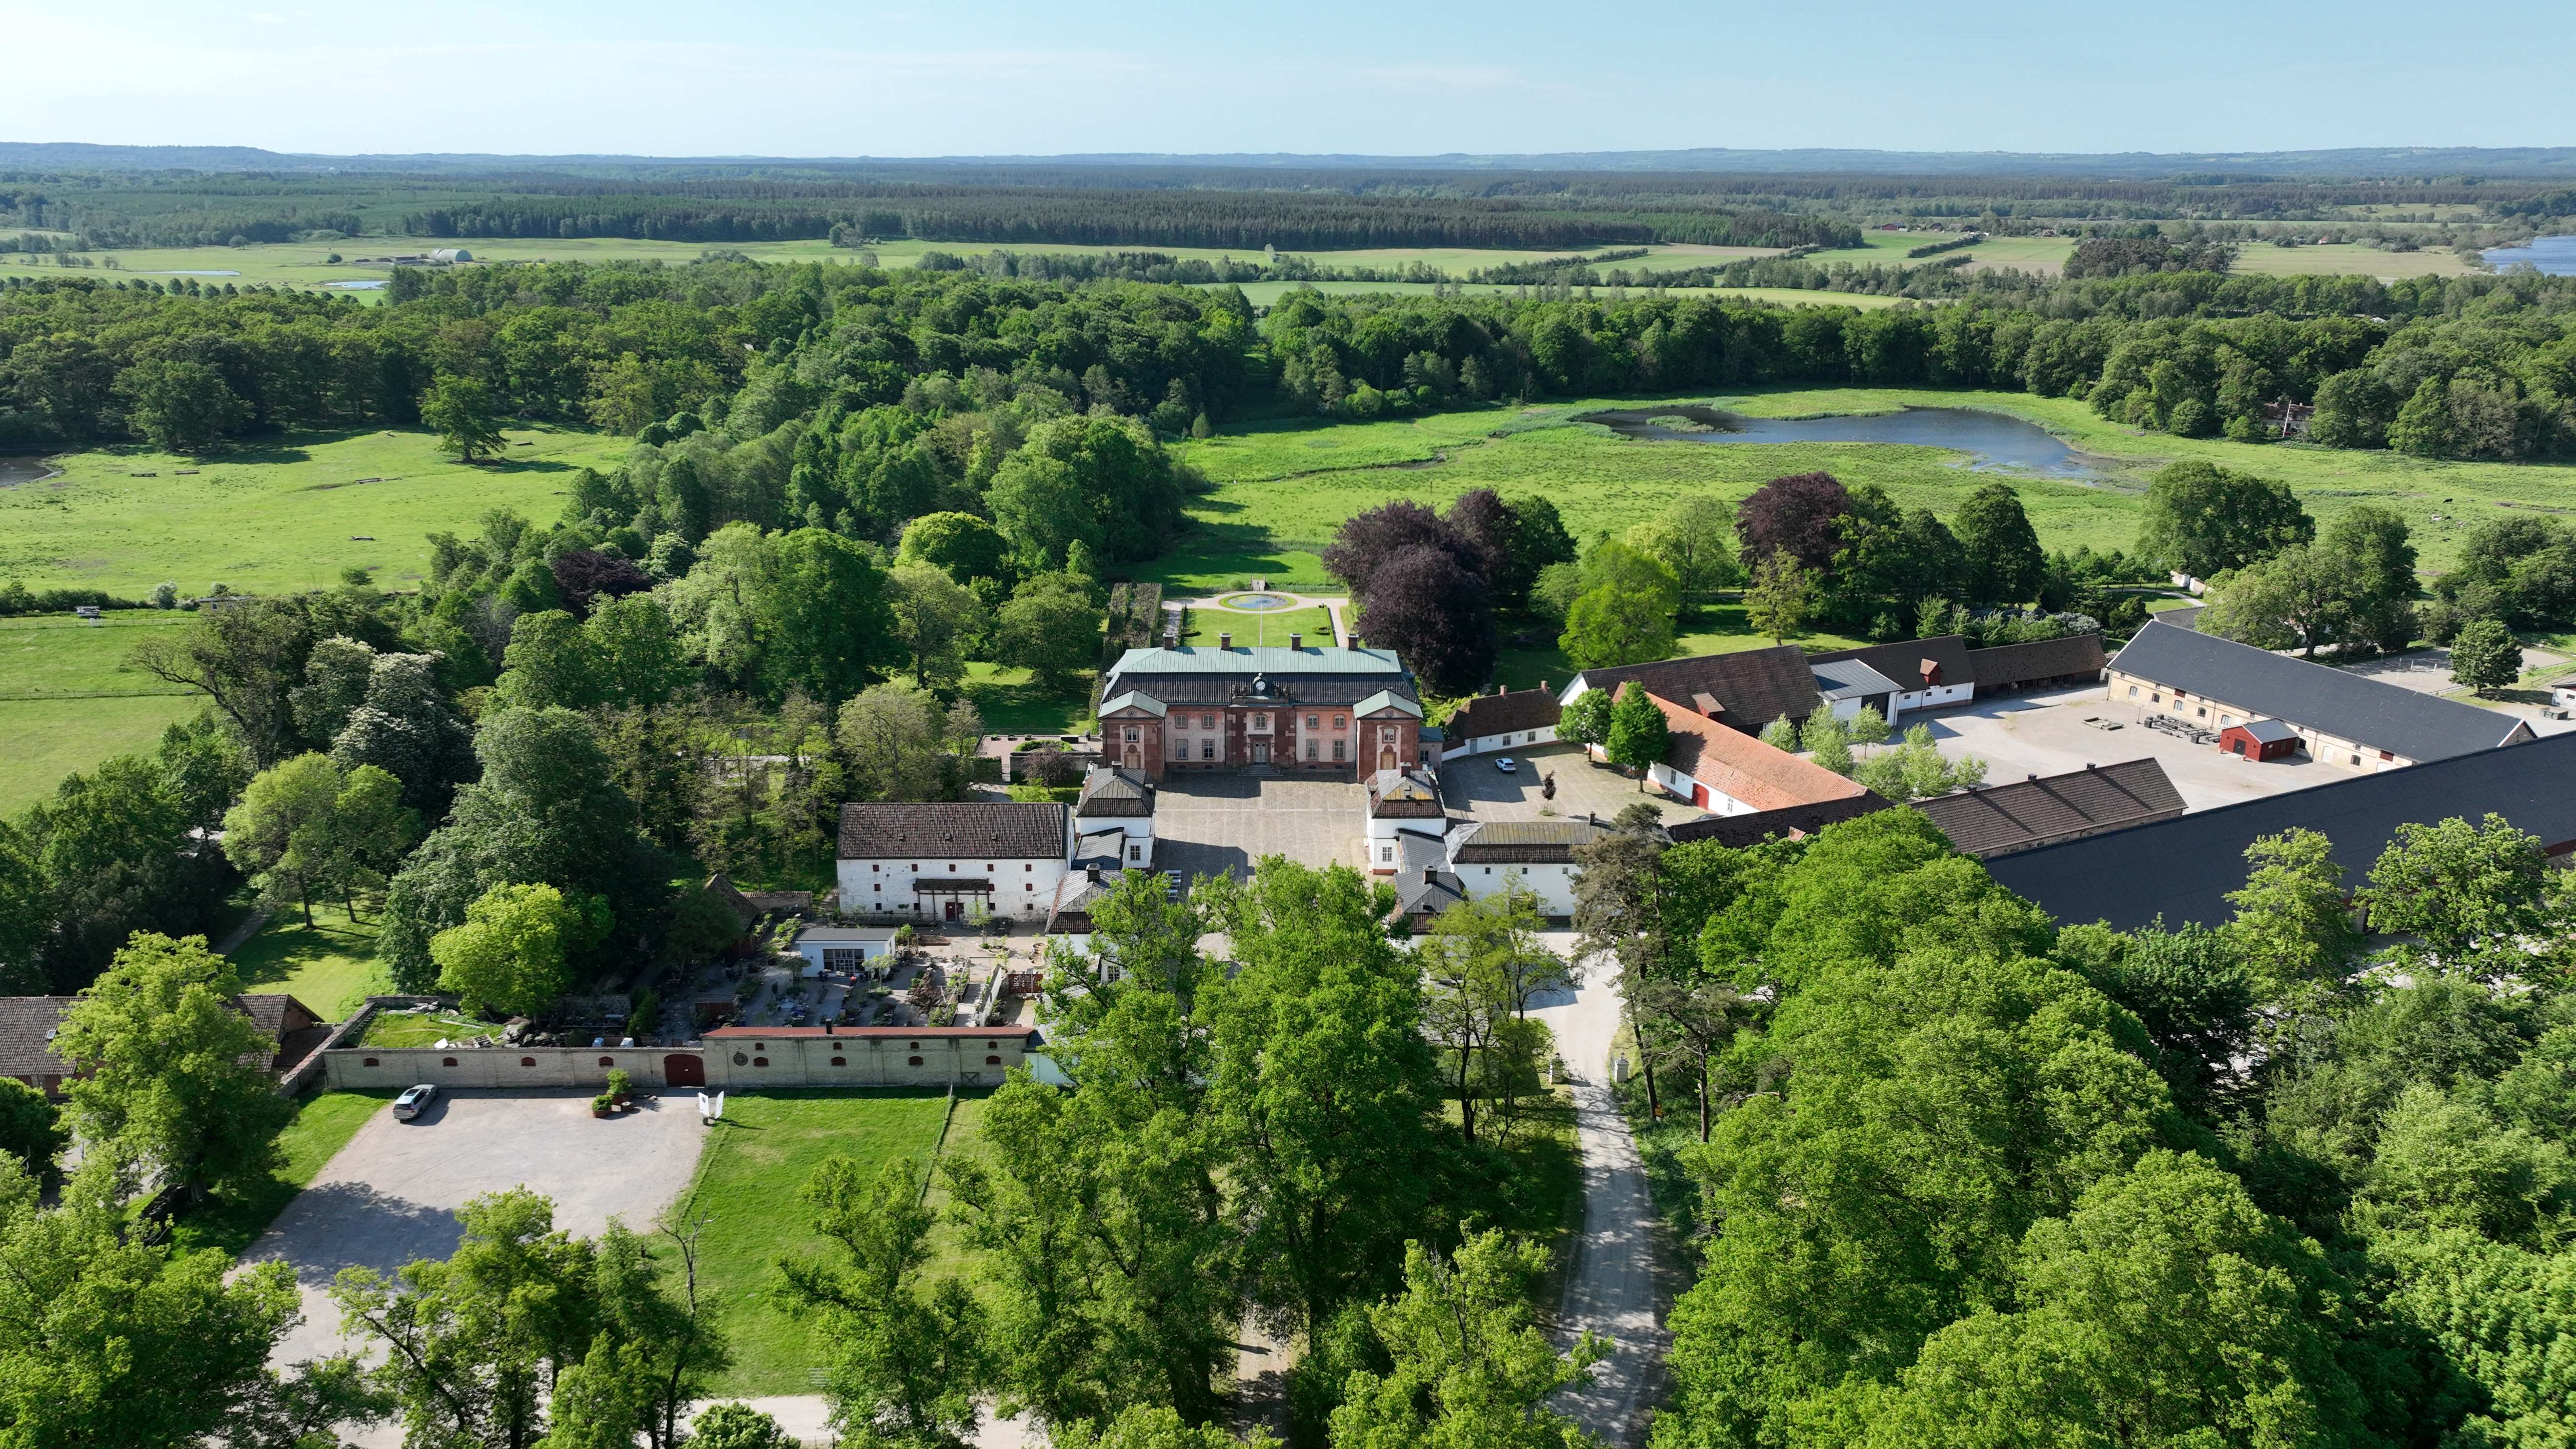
[664,1053,705,1087]
[944,900,964,921]
[1250,744,1270,765]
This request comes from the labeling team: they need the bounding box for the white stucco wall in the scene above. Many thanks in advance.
[1451,862,1579,918]
[838,853,1072,919]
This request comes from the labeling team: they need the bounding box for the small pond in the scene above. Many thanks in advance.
[2483,236,2576,276]
[0,456,60,487]
[1578,403,2104,478]
[1221,592,1297,611]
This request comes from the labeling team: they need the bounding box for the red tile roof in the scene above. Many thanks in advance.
[1646,692,1870,812]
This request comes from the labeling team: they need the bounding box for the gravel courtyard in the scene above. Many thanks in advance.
[1914,685,2344,812]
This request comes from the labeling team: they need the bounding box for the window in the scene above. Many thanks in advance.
[1200,741,1215,760]
[1123,727,1139,744]
[1128,844,1144,862]
[2221,716,2235,727]
[1333,741,1346,761]
[871,863,880,872]
[753,1056,768,1067]
[1024,863,1032,871]
[908,1055,925,1067]
[986,1055,1003,1065]
[362,1056,380,1067]
[1201,714,1215,728]
[1380,845,1394,862]
[1304,740,1316,760]
[2351,754,2362,766]
[1306,714,1318,728]
[442,1056,458,1067]
[1334,715,1347,729]
[598,1056,615,1067]
[2151,693,2162,704]
[732,1051,749,1065]
[986,864,994,872]
[2196,707,2207,719]
[521,1057,537,1067]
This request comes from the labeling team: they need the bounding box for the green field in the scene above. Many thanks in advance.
[2228,242,2484,279]
[171,1090,392,1257]
[230,908,386,1019]
[962,662,1096,736]
[0,425,628,597]
[1178,602,1335,647]
[1211,280,1906,309]
[681,1090,959,1395]
[0,611,202,814]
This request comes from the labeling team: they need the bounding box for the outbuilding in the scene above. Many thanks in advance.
[2219,718,2301,762]
[788,925,900,975]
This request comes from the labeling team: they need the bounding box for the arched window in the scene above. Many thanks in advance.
[753,1056,769,1067]
[520,1057,537,1067]
[362,1057,380,1067]
[442,1057,458,1067]
[986,1055,1002,1066]
[598,1056,614,1067]
[908,1056,925,1067]
[830,1056,847,1067]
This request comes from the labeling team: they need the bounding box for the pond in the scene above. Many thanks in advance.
[2482,236,2576,275]
[1577,403,2104,478]
[1221,592,1296,610]
[0,456,60,487]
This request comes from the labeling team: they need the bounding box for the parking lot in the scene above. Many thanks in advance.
[1916,685,2343,812]
[1155,773,1371,881]
[1438,743,1706,828]
[245,1089,707,1367]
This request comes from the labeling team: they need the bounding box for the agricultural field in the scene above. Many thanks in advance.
[0,424,627,597]
[682,1089,964,1395]
[1212,279,1905,309]
[0,610,201,813]
[2229,242,2484,279]
[1848,231,2075,274]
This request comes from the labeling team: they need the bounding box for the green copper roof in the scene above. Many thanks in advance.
[1355,689,1424,718]
[1097,691,1167,718]
[1107,644,1407,677]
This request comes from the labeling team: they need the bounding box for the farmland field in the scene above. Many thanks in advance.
[0,425,628,597]
[0,611,201,812]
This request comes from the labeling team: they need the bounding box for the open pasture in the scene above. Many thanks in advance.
[0,611,200,813]
[0,424,627,598]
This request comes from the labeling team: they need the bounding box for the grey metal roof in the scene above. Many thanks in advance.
[1076,766,1154,817]
[1106,644,1406,678]
[1355,689,1424,719]
[1984,731,2576,931]
[1098,691,1167,718]
[1811,635,1974,692]
[2236,718,2299,743]
[2108,622,2526,763]
[1811,656,1904,702]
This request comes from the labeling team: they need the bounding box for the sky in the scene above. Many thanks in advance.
[10,0,2576,159]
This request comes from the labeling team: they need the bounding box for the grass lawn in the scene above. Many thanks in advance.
[228,907,386,1019]
[170,1090,393,1258]
[1158,387,2576,611]
[1179,603,1335,647]
[682,1090,959,1396]
[0,424,628,597]
[0,611,205,813]
[961,662,1094,736]
[359,1006,502,1048]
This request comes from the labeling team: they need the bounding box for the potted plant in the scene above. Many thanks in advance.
[590,1093,616,1119]
[605,1067,634,1106]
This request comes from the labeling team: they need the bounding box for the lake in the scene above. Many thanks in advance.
[0,456,60,487]
[2482,236,2576,275]
[1577,403,2104,478]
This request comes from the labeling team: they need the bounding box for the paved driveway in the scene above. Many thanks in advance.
[247,1089,707,1367]
[1918,686,2343,812]
[1440,743,1705,829]
[1154,774,1368,880]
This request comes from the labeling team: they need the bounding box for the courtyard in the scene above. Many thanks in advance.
[1915,684,2346,812]
[1439,742,1708,828]
[1154,772,1372,880]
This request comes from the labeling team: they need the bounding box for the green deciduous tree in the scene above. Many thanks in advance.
[430,882,609,1019]
[1743,549,1813,644]
[995,571,1102,689]
[2222,827,2361,996]
[767,527,899,704]
[1556,685,1614,753]
[421,373,506,462]
[835,682,949,803]
[2449,617,2524,695]
[778,1155,985,1449]
[1628,495,1743,602]
[2361,813,2556,967]
[886,562,986,689]
[1603,684,1670,789]
[2135,460,2314,581]
[114,357,251,455]
[1952,480,2046,604]
[1328,1230,1603,1449]
[55,932,294,1201]
[1559,583,1675,670]
[1851,722,1985,801]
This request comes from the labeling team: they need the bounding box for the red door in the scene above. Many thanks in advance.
[664,1053,705,1087]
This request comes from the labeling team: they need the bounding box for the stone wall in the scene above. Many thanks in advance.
[324,1044,697,1092]
[322,1028,1034,1092]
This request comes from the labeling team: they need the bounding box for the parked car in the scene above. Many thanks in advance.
[1495,757,1519,773]
[393,1084,439,1121]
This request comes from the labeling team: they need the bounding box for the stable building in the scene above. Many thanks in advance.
[1075,766,1156,871]
[1558,645,1823,738]
[1640,689,1876,818]
[2106,622,2533,772]
[1966,632,2109,695]
[1446,686,1562,758]
[1097,641,1427,780]
[836,801,1074,924]
[0,992,326,1096]
[1811,635,1977,722]
[1915,759,2186,859]
[1809,656,1905,723]
[1446,818,1607,918]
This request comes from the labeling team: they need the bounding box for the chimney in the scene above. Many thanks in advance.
[824,1020,834,1035]
[1290,633,1303,650]
[1351,635,1364,650]
[1540,679,1549,692]
[1219,632,1232,650]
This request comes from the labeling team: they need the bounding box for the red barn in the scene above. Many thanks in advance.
[2220,717,2300,762]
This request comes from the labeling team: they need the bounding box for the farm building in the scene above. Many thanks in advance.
[1809,635,1976,721]
[1808,656,1905,722]
[1965,633,2109,694]
[1637,688,1875,817]
[1445,685,1562,757]
[2219,718,2301,762]
[1914,759,2186,859]
[1664,791,1893,847]
[0,992,326,1095]
[1097,641,1426,779]
[2105,622,2532,772]
[1075,766,1157,870]
[1365,767,1448,872]
[1985,731,2576,931]
[836,801,1074,923]
[1559,645,1821,738]
[787,925,900,974]
[1446,818,1606,918]
[1388,864,1471,931]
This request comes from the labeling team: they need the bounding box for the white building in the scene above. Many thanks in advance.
[1445,818,1607,919]
[1365,768,1448,873]
[788,925,900,974]
[1444,686,1562,758]
[1808,636,1978,723]
[1075,766,1156,870]
[836,801,1073,924]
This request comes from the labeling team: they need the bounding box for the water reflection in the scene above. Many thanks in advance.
[1578,403,2103,477]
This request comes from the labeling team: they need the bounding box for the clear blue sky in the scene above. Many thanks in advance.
[15,0,2575,158]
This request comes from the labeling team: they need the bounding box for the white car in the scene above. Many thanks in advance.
[392,1084,439,1121]
[1495,757,1519,773]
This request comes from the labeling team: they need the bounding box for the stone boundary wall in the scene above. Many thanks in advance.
[325,1044,699,1092]
[323,1028,1035,1092]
